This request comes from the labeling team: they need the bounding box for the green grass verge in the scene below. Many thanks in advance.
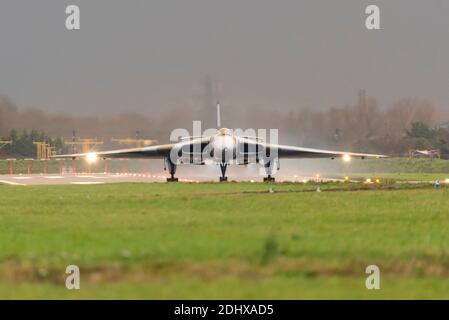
[347,172,449,182]
[0,182,449,299]
[2,157,449,176]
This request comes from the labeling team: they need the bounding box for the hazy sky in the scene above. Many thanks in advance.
[0,0,449,116]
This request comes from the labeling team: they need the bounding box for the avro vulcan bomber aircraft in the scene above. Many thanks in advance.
[54,103,387,182]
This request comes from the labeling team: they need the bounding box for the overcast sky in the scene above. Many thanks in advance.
[0,0,448,116]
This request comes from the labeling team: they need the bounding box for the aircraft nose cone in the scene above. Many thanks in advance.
[211,136,235,163]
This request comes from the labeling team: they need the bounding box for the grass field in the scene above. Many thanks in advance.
[348,172,449,182]
[0,159,153,175]
[3,157,449,176]
[1,181,449,299]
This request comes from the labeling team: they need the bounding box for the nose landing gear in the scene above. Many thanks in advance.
[219,163,228,182]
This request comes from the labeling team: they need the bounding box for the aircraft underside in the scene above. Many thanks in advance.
[165,154,278,182]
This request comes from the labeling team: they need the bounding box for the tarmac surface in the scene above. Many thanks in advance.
[0,172,345,185]
[0,173,172,185]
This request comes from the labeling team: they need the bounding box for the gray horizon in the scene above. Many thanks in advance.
[0,0,448,117]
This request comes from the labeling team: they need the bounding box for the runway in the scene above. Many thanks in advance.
[0,173,170,186]
[0,172,348,186]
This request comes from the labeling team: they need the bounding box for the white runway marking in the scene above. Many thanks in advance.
[0,173,167,185]
[71,181,105,185]
[0,180,26,186]
[77,175,102,178]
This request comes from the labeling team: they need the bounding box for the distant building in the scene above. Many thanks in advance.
[432,122,449,130]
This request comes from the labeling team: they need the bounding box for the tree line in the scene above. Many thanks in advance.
[2,94,449,159]
[0,129,67,158]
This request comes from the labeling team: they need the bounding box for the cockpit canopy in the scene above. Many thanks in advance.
[217,128,231,136]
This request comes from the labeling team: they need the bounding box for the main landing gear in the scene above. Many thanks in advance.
[219,163,228,182]
[165,158,178,182]
[263,159,277,182]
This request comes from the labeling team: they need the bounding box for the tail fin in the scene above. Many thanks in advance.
[216,100,222,128]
